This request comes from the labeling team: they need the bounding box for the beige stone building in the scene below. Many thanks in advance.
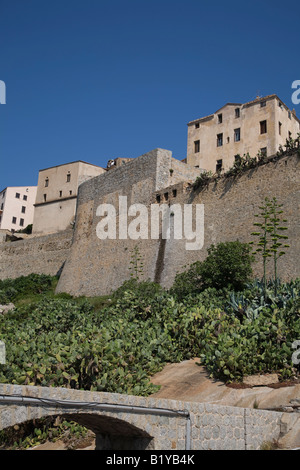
[186,94,300,172]
[0,186,37,231]
[33,161,106,235]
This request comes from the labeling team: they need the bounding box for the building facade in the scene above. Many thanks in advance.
[33,161,106,235]
[186,94,300,172]
[0,186,37,232]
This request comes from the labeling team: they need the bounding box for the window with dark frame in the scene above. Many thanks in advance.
[45,178,49,187]
[235,108,240,118]
[260,120,267,134]
[260,101,266,108]
[15,193,20,199]
[23,195,27,201]
[216,159,223,172]
[194,140,200,153]
[20,218,24,227]
[21,206,26,214]
[43,194,47,202]
[67,173,71,182]
[218,113,223,124]
[12,216,17,224]
[279,122,282,135]
[234,128,241,142]
[217,133,223,147]
[195,123,200,129]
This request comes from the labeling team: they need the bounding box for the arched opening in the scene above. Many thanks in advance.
[62,413,154,450]
[0,412,154,450]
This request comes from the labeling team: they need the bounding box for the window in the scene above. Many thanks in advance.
[195,123,200,129]
[43,194,47,202]
[69,190,72,196]
[216,159,223,172]
[20,218,24,227]
[235,108,240,118]
[172,189,177,197]
[260,147,267,157]
[218,113,223,124]
[66,173,71,182]
[12,216,17,224]
[0,203,3,210]
[2,191,5,198]
[260,120,267,134]
[288,111,291,119]
[217,133,223,147]
[156,194,161,203]
[21,206,26,214]
[59,191,62,197]
[15,193,20,199]
[279,122,282,135]
[164,192,169,201]
[234,128,241,142]
[260,101,266,107]
[45,178,49,187]
[194,140,200,153]
[23,195,27,201]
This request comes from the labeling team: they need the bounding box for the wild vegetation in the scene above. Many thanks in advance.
[192,133,300,191]
[0,241,299,392]
[0,197,299,448]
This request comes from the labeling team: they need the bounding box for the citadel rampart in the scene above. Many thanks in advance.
[0,229,73,280]
[55,149,300,297]
[0,149,299,292]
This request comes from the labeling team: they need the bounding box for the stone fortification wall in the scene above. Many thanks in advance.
[0,229,73,280]
[56,150,300,297]
[160,152,300,288]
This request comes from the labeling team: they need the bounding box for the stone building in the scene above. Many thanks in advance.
[0,186,37,232]
[186,94,300,172]
[32,161,106,235]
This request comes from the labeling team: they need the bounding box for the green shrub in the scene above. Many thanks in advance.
[172,241,254,298]
[0,274,55,304]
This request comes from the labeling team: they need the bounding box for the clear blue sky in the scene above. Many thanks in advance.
[0,0,299,190]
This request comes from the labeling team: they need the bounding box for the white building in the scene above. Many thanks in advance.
[0,186,37,232]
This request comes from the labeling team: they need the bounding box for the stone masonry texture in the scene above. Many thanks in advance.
[0,229,73,280]
[56,150,300,297]
[0,384,284,450]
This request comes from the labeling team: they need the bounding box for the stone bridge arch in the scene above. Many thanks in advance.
[0,383,287,450]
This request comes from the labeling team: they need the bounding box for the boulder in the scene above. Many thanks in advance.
[242,373,279,387]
